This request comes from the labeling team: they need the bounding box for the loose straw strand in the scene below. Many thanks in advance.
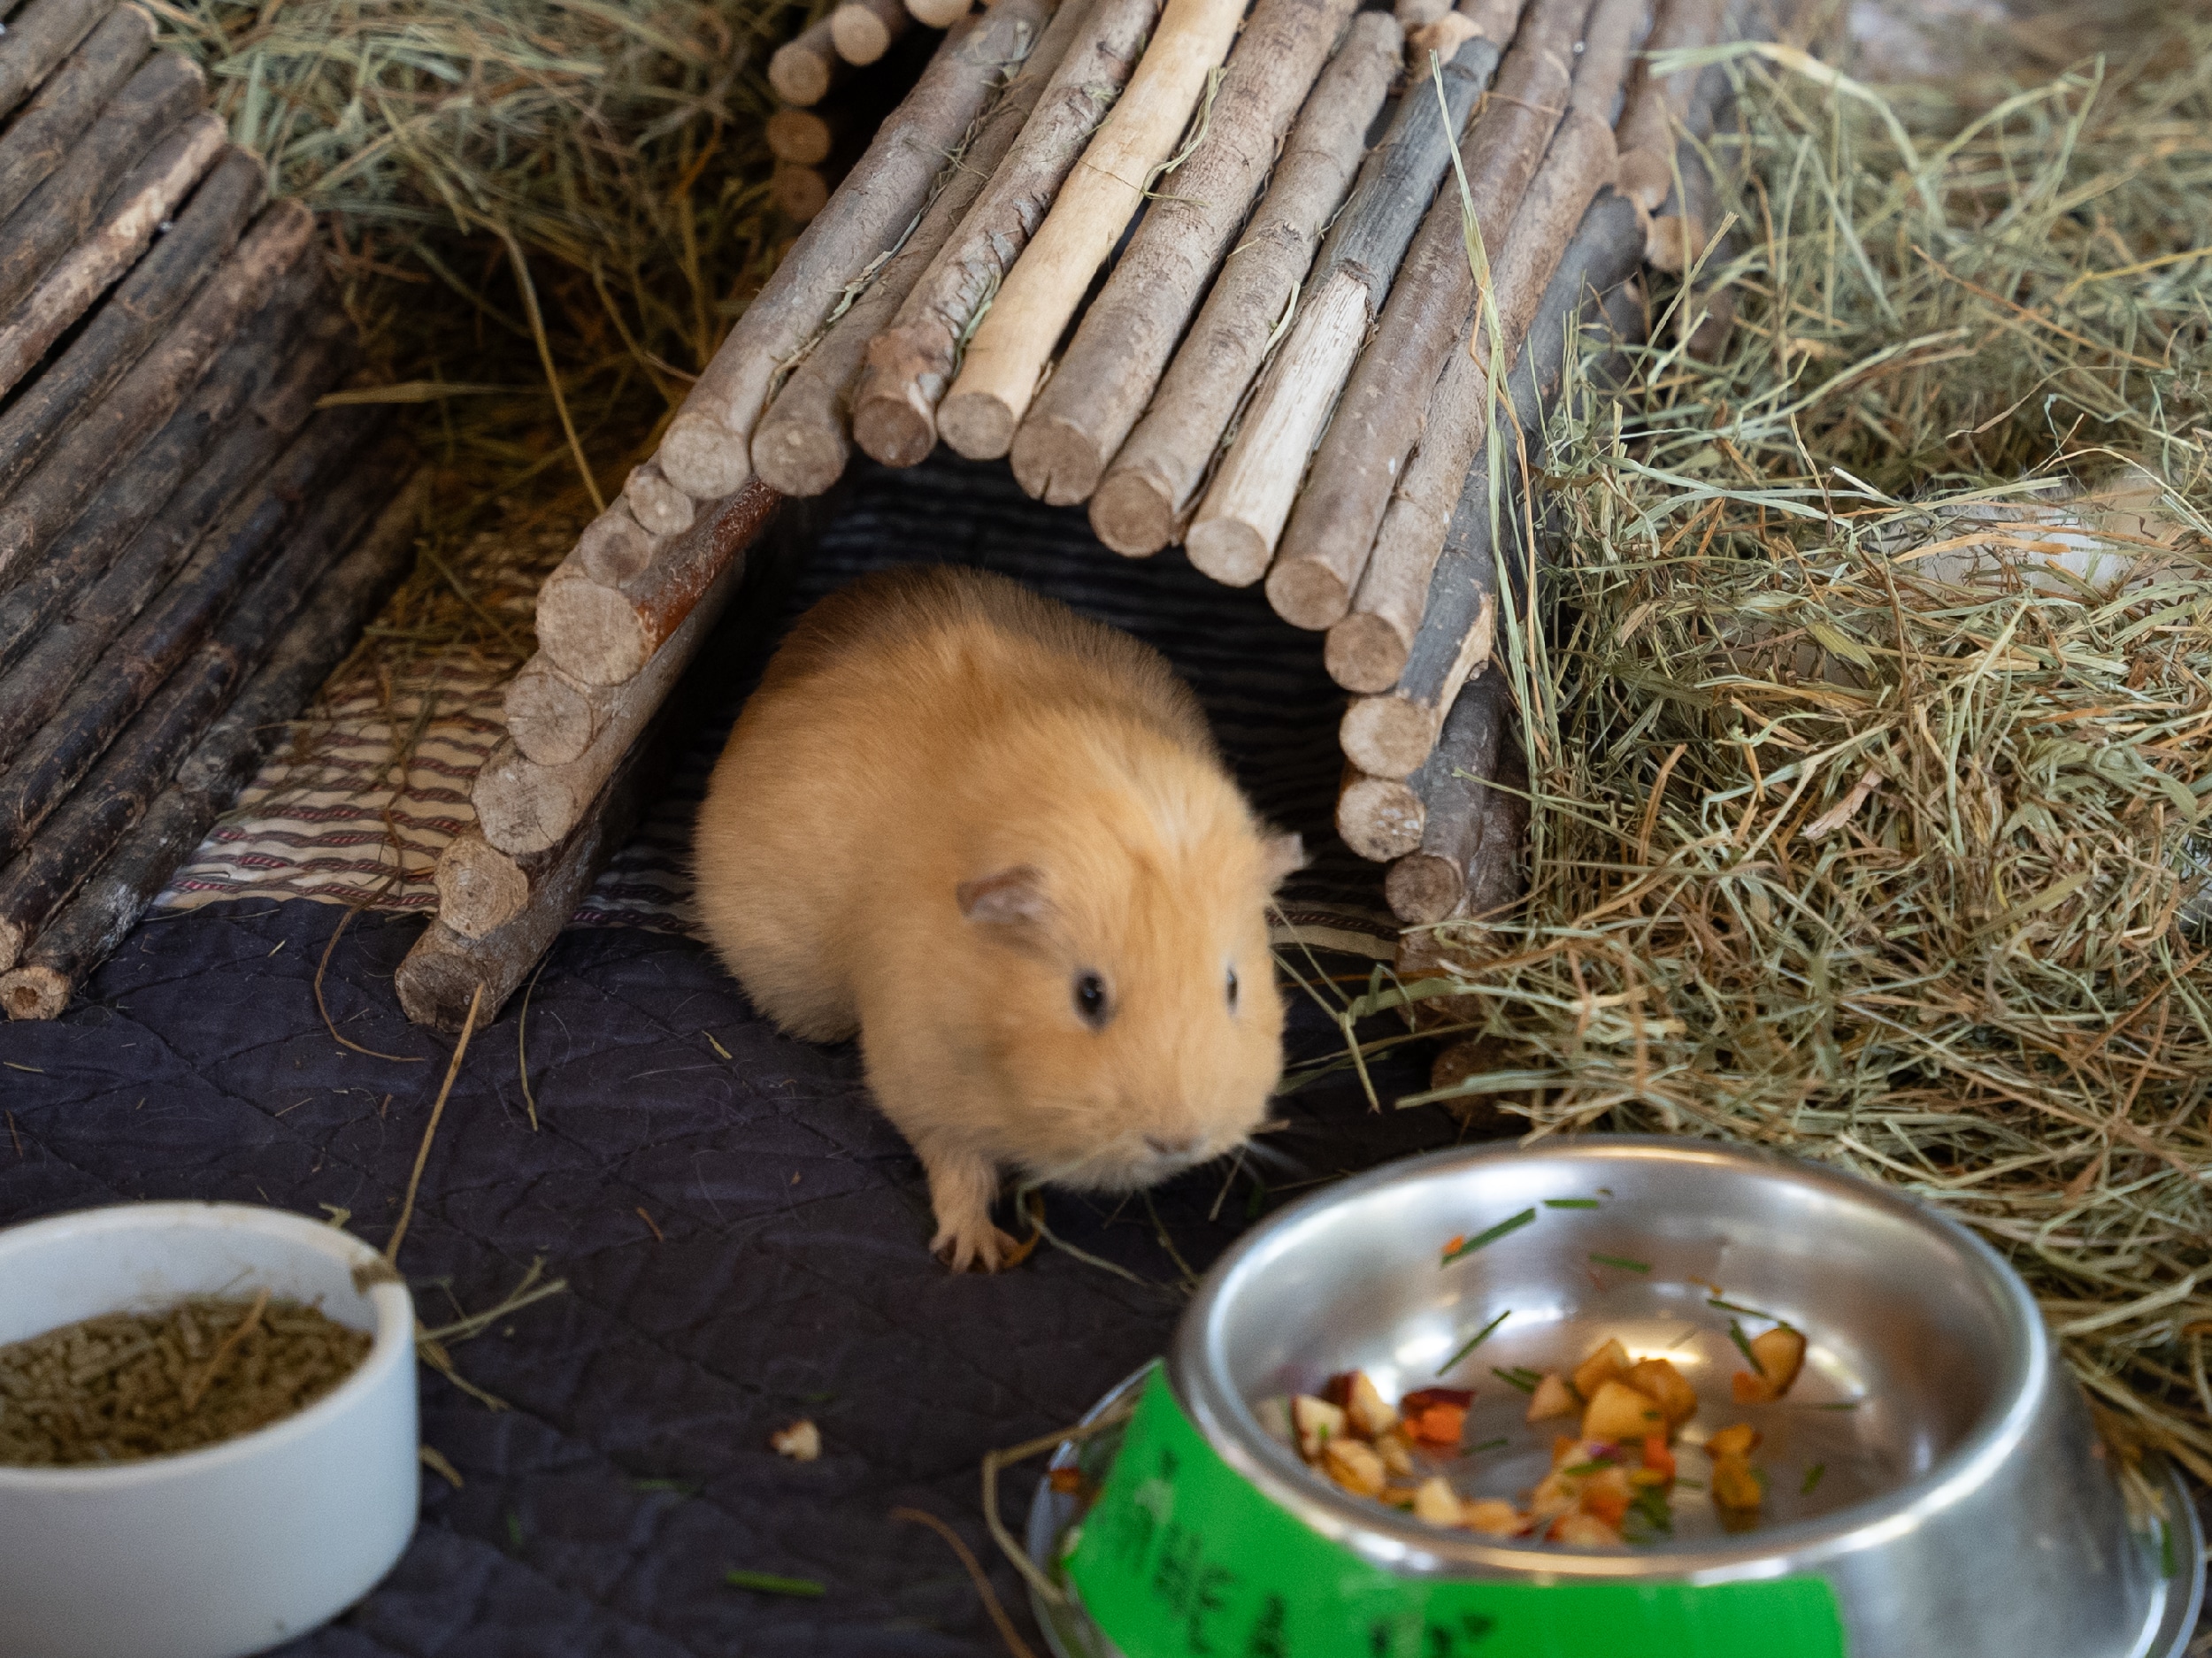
[388,983,485,1265]
[890,1507,1040,1658]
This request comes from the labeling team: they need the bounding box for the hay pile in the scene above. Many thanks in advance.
[1402,24,2212,1478]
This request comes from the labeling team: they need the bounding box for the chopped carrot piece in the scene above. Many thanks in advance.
[1641,1434,1676,1482]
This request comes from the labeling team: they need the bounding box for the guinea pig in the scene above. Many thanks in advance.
[695,564,1305,1271]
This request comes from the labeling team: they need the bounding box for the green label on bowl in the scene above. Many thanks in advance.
[1067,1366,1849,1658]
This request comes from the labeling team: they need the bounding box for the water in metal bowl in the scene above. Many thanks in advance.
[1029,1137,2203,1658]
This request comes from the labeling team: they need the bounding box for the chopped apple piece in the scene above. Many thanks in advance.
[1413,1476,1463,1526]
[1625,1356,1699,1429]
[1732,1370,1778,1405]
[1292,1394,1346,1462]
[1710,1453,1763,1511]
[1346,1370,1400,1439]
[1400,1386,1475,1414]
[1527,1470,1581,1524]
[1750,1325,1808,1397]
[1550,1511,1624,1547]
[1323,1437,1388,1499]
[1551,1435,1585,1468]
[1572,1337,1632,1401]
[1462,1498,1525,1537]
[1705,1422,1761,1458]
[1525,1371,1578,1424]
[1582,1378,1667,1445]
[1374,1428,1417,1478]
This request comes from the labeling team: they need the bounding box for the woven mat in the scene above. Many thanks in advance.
[153,453,1402,960]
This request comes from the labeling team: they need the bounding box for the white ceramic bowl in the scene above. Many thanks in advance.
[0,1201,419,1658]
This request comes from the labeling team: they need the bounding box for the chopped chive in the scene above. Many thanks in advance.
[1675,1478,1706,1491]
[1465,1437,1509,1455]
[2159,1518,2177,1579]
[1589,1252,1652,1272]
[726,1570,826,1598]
[1801,1462,1826,1496]
[1543,1198,1601,1209]
[1563,1459,1618,1475]
[1437,1309,1511,1375]
[1442,1208,1538,1264]
[1727,1318,1760,1370]
[1492,1367,1539,1394]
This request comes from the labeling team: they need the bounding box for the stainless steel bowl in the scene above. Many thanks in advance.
[1030,1136,2202,1658]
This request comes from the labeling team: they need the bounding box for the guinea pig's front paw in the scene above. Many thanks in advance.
[931,1216,1021,1274]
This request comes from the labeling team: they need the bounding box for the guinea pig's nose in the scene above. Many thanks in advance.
[1146,1134,1202,1157]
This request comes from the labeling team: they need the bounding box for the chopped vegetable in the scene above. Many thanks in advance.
[1749,1326,1808,1396]
[1413,1475,1463,1526]
[1571,1338,1632,1401]
[1407,1401,1467,1448]
[1322,1437,1388,1499]
[1435,1309,1511,1376]
[1292,1394,1345,1461]
[770,1420,820,1462]
[1710,1453,1763,1512]
[1588,1253,1653,1273]
[1581,1378,1666,1444]
[1373,1428,1417,1478]
[1801,1462,1826,1496]
[1543,1198,1603,1209]
[1625,1357,1699,1428]
[1550,1511,1624,1547]
[1345,1371,1399,1439]
[1525,1372,1578,1424]
[1706,1422,1761,1459]
[1492,1366,1540,1394]
[1468,1437,1509,1454]
[1440,1209,1539,1264]
[1463,1498,1523,1536]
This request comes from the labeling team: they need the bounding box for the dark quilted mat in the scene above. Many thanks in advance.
[0,896,1453,1656]
[0,447,1471,1656]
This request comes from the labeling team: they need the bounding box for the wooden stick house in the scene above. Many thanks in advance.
[396,0,1777,1030]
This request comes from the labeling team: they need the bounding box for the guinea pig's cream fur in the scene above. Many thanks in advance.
[695,564,1302,1270]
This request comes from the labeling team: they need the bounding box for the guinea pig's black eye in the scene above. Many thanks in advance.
[1073,971,1110,1029]
[1226,965,1239,1011]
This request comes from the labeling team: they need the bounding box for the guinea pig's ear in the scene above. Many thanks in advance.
[956,865,1051,929]
[1260,833,1307,892]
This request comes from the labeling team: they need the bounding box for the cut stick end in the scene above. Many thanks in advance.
[0,919,23,979]
[1088,472,1175,557]
[534,575,651,687]
[768,42,834,106]
[829,5,895,63]
[750,416,852,499]
[1264,557,1353,631]
[1338,775,1426,864]
[657,412,751,501]
[936,390,1017,461]
[903,0,972,26]
[1184,518,1273,587]
[850,393,936,468]
[1,964,67,1022]
[765,108,834,166]
[1008,415,1104,507]
[1340,695,1440,780]
[1386,852,1466,926]
[1324,613,1412,695]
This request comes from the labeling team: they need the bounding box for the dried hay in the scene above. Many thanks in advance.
[1394,21,2212,1482]
[142,0,807,672]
